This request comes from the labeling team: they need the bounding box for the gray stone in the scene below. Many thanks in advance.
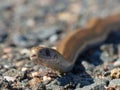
[35,26,62,40]
[46,84,64,90]
[12,33,37,47]
[109,79,120,87]
[3,76,16,82]
[113,58,120,67]
[75,79,106,90]
[100,51,115,62]
[3,69,19,78]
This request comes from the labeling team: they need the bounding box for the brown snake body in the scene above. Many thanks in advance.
[30,14,120,73]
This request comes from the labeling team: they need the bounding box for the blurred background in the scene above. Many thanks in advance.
[0,0,120,48]
[0,1,120,89]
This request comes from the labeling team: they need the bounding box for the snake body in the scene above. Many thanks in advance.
[30,14,120,73]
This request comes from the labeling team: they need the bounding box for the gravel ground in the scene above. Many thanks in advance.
[0,0,120,90]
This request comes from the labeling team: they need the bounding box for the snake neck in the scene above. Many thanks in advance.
[30,14,120,73]
[57,14,120,66]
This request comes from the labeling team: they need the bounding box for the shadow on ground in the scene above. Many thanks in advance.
[70,31,120,87]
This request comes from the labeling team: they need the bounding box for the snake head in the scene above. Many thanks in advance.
[30,46,73,73]
[30,46,60,69]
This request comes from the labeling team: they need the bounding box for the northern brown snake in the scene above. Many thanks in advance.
[30,14,120,73]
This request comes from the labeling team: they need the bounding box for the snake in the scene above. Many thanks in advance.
[30,14,120,73]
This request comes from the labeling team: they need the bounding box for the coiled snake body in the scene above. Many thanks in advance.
[30,14,120,73]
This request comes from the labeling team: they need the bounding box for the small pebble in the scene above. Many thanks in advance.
[110,68,120,79]
[26,19,35,27]
[3,47,12,53]
[57,12,78,23]
[43,76,52,82]
[14,60,25,67]
[51,46,57,50]
[29,77,42,87]
[31,71,40,77]
[49,34,58,43]
[113,58,120,67]
[0,31,8,43]
[21,67,28,72]
[106,87,116,90]
[100,51,115,62]
[20,49,30,56]
[4,76,16,82]
[12,33,28,47]
[3,64,12,69]
[109,79,120,87]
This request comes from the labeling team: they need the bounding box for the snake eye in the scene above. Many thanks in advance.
[40,48,51,58]
[39,48,57,59]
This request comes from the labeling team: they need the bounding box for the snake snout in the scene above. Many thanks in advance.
[31,54,37,58]
[30,53,38,60]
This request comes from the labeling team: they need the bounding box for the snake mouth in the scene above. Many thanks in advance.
[30,54,36,58]
[39,48,58,60]
[30,54,38,61]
